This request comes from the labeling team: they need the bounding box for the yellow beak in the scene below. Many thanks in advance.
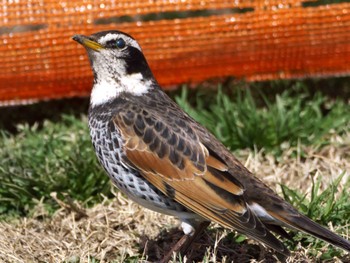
[72,34,103,51]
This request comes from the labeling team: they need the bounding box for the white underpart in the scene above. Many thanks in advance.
[248,202,276,222]
[181,221,195,236]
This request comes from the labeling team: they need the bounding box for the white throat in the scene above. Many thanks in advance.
[89,49,153,107]
[90,73,152,106]
[90,79,119,106]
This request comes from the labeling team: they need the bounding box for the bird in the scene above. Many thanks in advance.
[72,30,350,262]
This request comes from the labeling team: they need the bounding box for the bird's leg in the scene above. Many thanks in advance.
[179,220,211,256]
[159,220,210,263]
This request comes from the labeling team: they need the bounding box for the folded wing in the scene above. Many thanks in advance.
[113,108,290,258]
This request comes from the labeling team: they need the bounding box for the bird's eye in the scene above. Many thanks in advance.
[116,38,126,49]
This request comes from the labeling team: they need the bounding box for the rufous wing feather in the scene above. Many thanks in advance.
[113,112,290,258]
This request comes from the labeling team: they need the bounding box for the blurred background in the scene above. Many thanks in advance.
[1,0,350,104]
[0,1,349,262]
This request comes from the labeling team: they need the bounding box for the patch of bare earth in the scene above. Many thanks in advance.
[0,132,349,263]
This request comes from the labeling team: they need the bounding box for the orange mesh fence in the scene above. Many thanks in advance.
[0,1,350,105]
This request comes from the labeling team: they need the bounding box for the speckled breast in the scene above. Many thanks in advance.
[88,110,194,218]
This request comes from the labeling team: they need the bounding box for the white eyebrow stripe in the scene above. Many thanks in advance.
[128,39,142,51]
[98,33,142,51]
[99,33,120,44]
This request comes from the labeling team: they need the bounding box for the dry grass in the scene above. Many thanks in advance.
[0,132,349,263]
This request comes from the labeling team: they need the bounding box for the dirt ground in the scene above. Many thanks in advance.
[1,132,349,263]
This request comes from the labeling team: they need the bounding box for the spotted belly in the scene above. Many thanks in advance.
[89,118,195,219]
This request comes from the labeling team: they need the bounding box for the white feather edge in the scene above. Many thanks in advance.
[248,202,276,222]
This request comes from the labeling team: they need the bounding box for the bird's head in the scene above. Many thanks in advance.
[73,31,155,106]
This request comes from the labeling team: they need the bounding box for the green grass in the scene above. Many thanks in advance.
[0,115,111,217]
[281,172,350,260]
[0,81,349,218]
[175,83,350,155]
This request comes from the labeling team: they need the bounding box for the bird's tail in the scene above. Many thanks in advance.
[271,211,350,253]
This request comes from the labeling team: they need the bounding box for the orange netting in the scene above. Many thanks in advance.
[0,1,350,105]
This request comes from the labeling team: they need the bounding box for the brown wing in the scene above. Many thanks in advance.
[114,107,289,257]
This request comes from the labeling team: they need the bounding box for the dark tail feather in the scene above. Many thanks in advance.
[244,228,290,262]
[279,213,350,253]
[265,223,293,241]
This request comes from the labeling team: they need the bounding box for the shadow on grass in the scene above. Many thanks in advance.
[0,97,89,133]
[139,226,350,262]
[139,227,279,263]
